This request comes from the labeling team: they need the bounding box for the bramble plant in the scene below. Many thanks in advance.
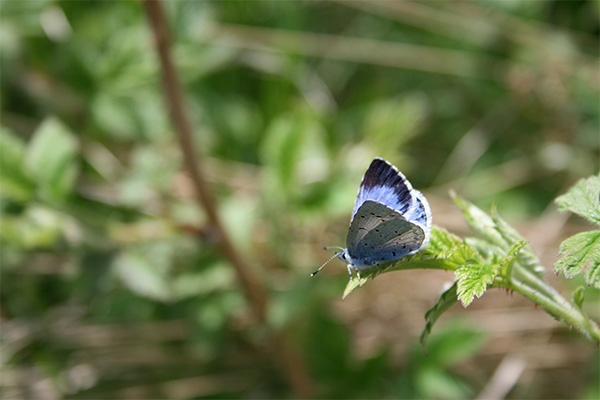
[342,174,600,346]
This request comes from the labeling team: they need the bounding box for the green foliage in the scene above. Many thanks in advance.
[420,283,458,351]
[410,322,487,400]
[1,0,598,398]
[556,174,600,226]
[342,226,481,299]
[0,128,35,201]
[556,231,600,288]
[455,240,526,307]
[25,117,79,203]
[342,187,600,344]
[555,175,600,288]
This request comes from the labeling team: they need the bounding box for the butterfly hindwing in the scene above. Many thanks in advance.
[347,201,425,265]
[347,200,403,254]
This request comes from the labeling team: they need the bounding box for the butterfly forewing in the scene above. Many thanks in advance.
[353,158,414,217]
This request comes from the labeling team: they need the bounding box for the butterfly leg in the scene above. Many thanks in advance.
[353,265,364,286]
[346,264,353,279]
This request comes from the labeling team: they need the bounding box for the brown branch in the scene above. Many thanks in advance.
[142,1,313,397]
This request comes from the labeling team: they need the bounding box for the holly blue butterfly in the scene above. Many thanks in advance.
[312,158,432,280]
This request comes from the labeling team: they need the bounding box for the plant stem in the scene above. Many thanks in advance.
[496,265,600,342]
[143,1,314,396]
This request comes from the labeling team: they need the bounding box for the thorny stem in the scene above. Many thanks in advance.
[143,1,314,396]
[494,264,600,342]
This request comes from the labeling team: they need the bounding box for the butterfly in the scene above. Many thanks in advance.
[312,158,432,280]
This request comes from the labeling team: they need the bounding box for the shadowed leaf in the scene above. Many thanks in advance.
[420,282,458,351]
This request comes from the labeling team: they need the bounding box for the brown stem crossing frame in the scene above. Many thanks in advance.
[143,1,314,396]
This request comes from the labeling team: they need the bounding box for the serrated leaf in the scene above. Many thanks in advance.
[456,241,526,306]
[25,117,79,202]
[341,227,482,299]
[556,175,600,226]
[455,262,496,307]
[420,282,458,351]
[555,230,600,288]
[389,227,482,271]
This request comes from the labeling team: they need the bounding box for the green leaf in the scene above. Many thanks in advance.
[451,192,507,249]
[491,206,545,276]
[25,117,79,202]
[455,261,496,307]
[0,127,35,201]
[342,275,369,300]
[556,174,600,226]
[420,282,458,351]
[363,94,428,159]
[555,230,600,288]
[572,286,585,310]
[456,241,526,306]
[341,227,482,299]
[260,114,328,200]
[341,227,480,299]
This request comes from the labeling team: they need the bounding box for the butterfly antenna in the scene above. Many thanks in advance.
[311,252,341,277]
[324,246,345,251]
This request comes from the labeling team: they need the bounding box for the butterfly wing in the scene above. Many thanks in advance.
[347,200,402,253]
[353,158,414,217]
[347,201,425,265]
[402,190,432,246]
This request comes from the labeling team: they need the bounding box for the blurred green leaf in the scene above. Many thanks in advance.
[261,113,328,200]
[0,205,65,249]
[555,230,600,288]
[411,322,486,399]
[556,174,600,226]
[25,117,78,203]
[364,93,428,159]
[0,127,35,201]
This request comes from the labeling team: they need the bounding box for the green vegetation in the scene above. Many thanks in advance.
[1,1,598,399]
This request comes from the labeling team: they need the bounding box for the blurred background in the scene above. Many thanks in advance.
[1,1,599,399]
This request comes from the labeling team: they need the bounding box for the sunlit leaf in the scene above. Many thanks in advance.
[455,241,526,306]
[342,227,481,299]
[342,275,369,300]
[555,230,600,288]
[556,174,600,226]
